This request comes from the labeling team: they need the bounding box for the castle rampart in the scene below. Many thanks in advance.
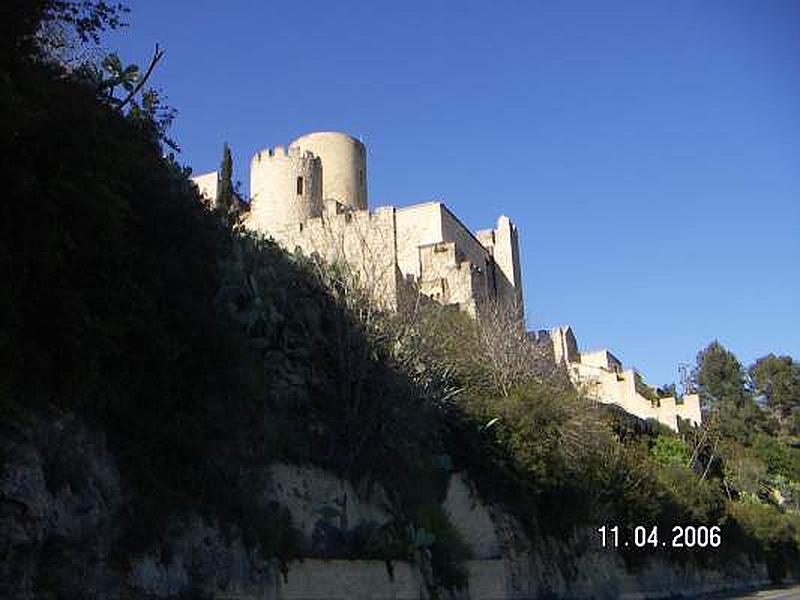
[391,202,521,312]
[545,326,702,431]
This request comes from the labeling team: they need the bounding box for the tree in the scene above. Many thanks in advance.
[750,354,800,434]
[693,341,771,443]
[10,1,174,152]
[217,142,234,213]
[694,341,747,409]
[1,0,127,65]
[634,371,658,403]
[472,298,551,397]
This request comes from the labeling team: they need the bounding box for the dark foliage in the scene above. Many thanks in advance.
[0,5,447,575]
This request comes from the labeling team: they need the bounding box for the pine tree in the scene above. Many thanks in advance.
[750,354,800,434]
[694,341,747,408]
[694,341,772,442]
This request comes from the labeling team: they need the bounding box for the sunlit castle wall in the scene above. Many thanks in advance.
[289,131,367,210]
[248,146,322,235]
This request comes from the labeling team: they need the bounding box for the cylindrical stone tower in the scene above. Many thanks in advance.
[289,131,367,210]
[249,145,322,234]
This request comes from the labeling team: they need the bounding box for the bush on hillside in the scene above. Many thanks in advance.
[728,502,800,581]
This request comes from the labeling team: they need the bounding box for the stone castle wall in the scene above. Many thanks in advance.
[418,242,483,315]
[249,145,323,232]
[289,131,367,210]
[394,202,448,280]
[390,201,520,313]
[262,202,401,310]
[477,215,523,312]
[546,326,702,431]
[236,134,524,315]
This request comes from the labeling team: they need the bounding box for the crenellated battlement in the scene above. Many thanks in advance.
[248,131,368,236]
[545,326,702,431]
[251,144,316,164]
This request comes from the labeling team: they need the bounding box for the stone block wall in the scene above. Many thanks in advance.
[477,215,523,312]
[289,131,367,211]
[395,202,448,281]
[241,133,524,318]
[546,326,703,431]
[418,242,485,315]
[265,205,401,310]
[248,146,323,233]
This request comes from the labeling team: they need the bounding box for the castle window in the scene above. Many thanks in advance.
[296,176,304,195]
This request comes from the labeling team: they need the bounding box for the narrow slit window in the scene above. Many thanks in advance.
[296,176,304,195]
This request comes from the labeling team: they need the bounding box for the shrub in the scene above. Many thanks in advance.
[752,433,800,480]
[413,503,472,591]
[728,502,800,581]
[651,435,692,469]
[719,440,769,499]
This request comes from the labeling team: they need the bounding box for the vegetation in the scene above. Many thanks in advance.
[651,435,691,468]
[386,298,800,578]
[635,371,659,403]
[215,142,240,223]
[0,1,449,584]
[750,354,800,435]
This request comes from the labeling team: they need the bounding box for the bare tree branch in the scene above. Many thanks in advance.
[117,43,163,110]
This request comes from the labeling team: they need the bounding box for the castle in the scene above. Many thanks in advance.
[192,131,700,431]
[195,132,522,316]
[540,326,701,431]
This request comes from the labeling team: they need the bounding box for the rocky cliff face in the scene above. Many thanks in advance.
[0,410,774,599]
[0,411,278,599]
[1,411,123,598]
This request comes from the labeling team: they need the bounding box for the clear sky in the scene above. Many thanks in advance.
[111,0,799,386]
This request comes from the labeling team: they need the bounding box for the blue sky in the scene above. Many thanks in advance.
[112,1,799,386]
